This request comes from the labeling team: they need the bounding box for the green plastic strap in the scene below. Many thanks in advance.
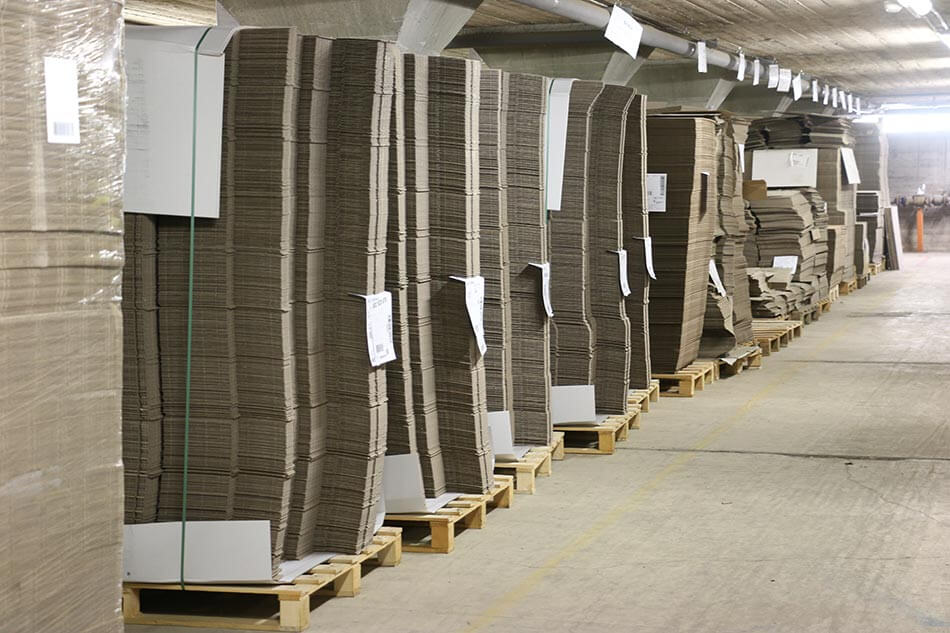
[180,26,213,591]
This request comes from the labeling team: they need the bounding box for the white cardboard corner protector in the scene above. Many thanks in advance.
[840,147,862,185]
[551,385,597,426]
[123,520,274,583]
[751,148,818,188]
[545,79,575,211]
[124,26,241,219]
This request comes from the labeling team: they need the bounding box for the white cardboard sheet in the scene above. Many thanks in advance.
[751,148,818,187]
[551,385,597,426]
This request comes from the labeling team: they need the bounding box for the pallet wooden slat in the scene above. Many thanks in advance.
[557,410,634,455]
[653,360,716,397]
[550,431,565,461]
[494,447,552,494]
[627,379,660,413]
[385,497,486,554]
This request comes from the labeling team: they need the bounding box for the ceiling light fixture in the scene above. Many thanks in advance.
[898,0,934,18]
[884,1,903,12]
[939,31,950,48]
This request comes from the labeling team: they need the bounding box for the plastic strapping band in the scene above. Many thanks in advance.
[180,26,212,591]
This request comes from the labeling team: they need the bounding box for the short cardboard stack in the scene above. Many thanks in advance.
[506,73,552,446]
[747,115,854,149]
[480,69,515,413]
[427,56,492,494]
[315,38,396,553]
[1,2,125,629]
[587,85,634,414]
[622,96,652,389]
[646,116,718,373]
[404,53,447,497]
[826,225,848,287]
[858,191,886,264]
[123,214,163,523]
[854,220,870,278]
[550,81,601,386]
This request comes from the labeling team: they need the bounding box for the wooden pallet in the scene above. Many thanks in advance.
[839,278,858,295]
[869,260,884,275]
[653,360,716,397]
[627,379,660,413]
[715,346,763,378]
[484,474,514,509]
[558,412,631,455]
[494,447,552,494]
[751,319,802,355]
[385,496,487,554]
[857,273,870,289]
[550,430,565,461]
[122,527,402,632]
[791,308,818,325]
[828,285,840,303]
[818,298,832,313]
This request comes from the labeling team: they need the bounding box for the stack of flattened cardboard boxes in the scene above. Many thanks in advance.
[404,53,447,497]
[427,56,492,494]
[550,81,601,386]
[646,116,718,373]
[315,38,396,553]
[622,96,652,389]
[586,85,634,414]
[506,73,552,446]
[480,68,515,415]
[857,191,886,264]
[1,2,124,630]
[817,147,857,284]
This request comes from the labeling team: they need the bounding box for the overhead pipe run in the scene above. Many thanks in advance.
[502,0,859,110]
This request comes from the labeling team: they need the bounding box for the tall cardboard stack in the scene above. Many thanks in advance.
[817,148,857,283]
[286,34,333,559]
[621,96,652,389]
[853,122,890,202]
[404,53,447,497]
[427,56,492,494]
[549,81,602,386]
[480,69,515,414]
[1,2,124,630]
[586,85,634,414]
[646,116,718,373]
[506,73,552,446]
[857,191,886,264]
[315,38,396,553]
[123,213,163,523]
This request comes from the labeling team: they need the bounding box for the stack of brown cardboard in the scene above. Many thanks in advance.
[854,221,870,278]
[427,56,492,494]
[506,73,552,446]
[801,188,830,300]
[587,85,634,414]
[1,2,124,629]
[286,34,332,560]
[857,191,886,264]
[404,53,447,497]
[550,81,602,386]
[315,38,396,553]
[853,122,889,202]
[123,213,163,523]
[480,69,515,415]
[747,115,854,149]
[646,116,718,373]
[817,148,857,283]
[621,96,652,389]
[826,225,848,288]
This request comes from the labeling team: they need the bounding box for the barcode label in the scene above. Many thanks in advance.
[44,57,81,144]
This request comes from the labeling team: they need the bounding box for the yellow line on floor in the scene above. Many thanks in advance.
[463,286,894,632]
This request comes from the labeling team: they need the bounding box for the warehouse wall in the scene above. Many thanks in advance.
[888,132,950,251]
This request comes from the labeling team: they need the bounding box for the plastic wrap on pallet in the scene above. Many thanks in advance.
[0,2,125,632]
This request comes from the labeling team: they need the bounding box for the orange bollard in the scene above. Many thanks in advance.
[916,208,924,252]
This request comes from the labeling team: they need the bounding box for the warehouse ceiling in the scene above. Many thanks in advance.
[462,0,950,104]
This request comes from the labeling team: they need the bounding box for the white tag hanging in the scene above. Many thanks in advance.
[767,64,779,88]
[737,50,746,81]
[847,92,854,113]
[357,291,396,367]
[832,87,839,108]
[811,79,819,102]
[823,84,830,106]
[640,236,657,280]
[708,259,727,296]
[450,276,487,356]
[697,41,708,73]
[613,250,632,296]
[752,59,761,85]
[777,68,792,92]
[856,97,862,115]
[792,73,802,100]
[737,142,745,173]
[604,5,644,60]
[529,262,554,317]
[44,57,81,144]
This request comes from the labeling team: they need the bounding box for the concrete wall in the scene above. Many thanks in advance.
[887,132,950,198]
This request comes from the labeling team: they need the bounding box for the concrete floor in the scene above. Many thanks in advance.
[136,253,950,633]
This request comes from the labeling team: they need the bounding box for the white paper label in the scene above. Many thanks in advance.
[811,79,819,102]
[545,78,575,212]
[604,6,644,60]
[777,68,792,93]
[647,173,667,212]
[847,92,854,113]
[840,147,862,185]
[823,84,830,106]
[772,255,799,272]
[767,64,779,88]
[450,275,487,356]
[737,51,746,81]
[614,250,632,297]
[789,150,809,168]
[640,236,657,280]
[361,291,396,367]
[530,263,554,317]
[752,59,761,85]
[738,143,746,173]
[44,57,81,144]
[708,259,727,296]
[792,73,802,100]
[832,87,839,108]
[697,41,708,73]
[856,97,862,115]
